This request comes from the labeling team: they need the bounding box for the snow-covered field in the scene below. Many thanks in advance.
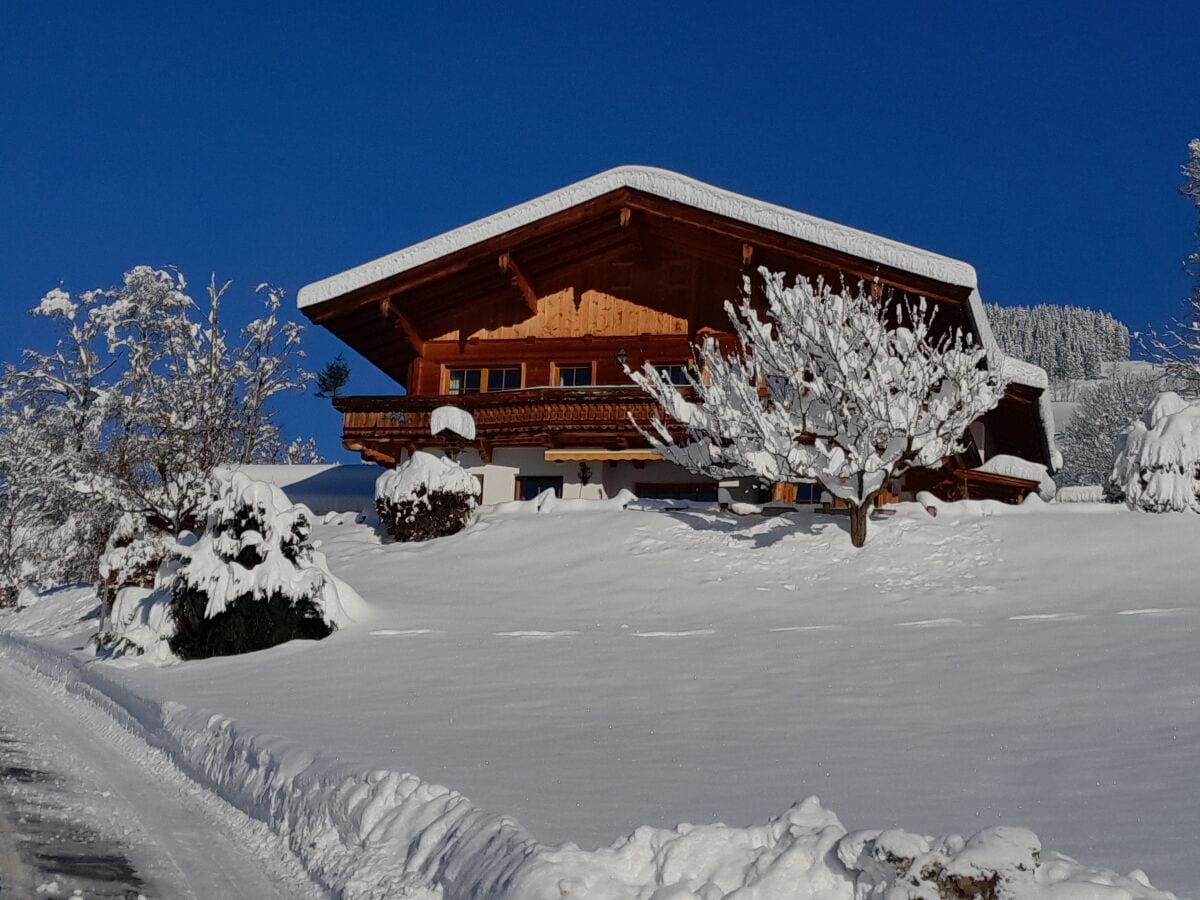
[3,498,1197,897]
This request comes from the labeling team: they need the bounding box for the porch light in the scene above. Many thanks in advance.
[616,348,628,368]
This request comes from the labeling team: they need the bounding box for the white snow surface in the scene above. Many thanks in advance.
[974,453,1057,500]
[3,499,1195,897]
[430,405,477,441]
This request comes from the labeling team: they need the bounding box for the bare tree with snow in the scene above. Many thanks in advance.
[627,271,1007,547]
[0,266,314,594]
[1144,138,1200,386]
[1057,372,1164,488]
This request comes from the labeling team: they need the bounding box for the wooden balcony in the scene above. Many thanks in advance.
[335,386,685,465]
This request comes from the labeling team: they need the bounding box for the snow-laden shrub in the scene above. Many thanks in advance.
[168,473,364,659]
[375,451,480,542]
[96,473,365,661]
[1110,391,1200,511]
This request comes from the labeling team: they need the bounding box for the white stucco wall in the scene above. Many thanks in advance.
[398,448,712,505]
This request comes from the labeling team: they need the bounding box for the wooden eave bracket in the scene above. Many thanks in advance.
[381,298,425,355]
[498,252,539,315]
[619,206,654,265]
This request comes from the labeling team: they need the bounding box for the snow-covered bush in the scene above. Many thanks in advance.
[96,473,364,661]
[1110,391,1200,512]
[628,271,1006,546]
[168,473,363,659]
[375,451,480,542]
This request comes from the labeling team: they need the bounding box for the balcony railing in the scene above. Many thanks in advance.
[335,386,687,449]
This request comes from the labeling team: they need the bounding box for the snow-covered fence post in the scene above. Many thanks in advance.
[626,271,1007,547]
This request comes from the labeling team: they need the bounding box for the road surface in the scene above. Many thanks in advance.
[0,653,327,899]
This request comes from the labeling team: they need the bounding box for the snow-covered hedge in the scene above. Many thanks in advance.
[97,473,365,661]
[375,451,480,542]
[1111,391,1200,512]
[1056,484,1107,503]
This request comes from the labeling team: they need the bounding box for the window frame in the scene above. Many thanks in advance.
[651,362,693,386]
[552,362,596,388]
[442,364,525,395]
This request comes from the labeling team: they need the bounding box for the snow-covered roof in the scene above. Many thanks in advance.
[297,165,980,309]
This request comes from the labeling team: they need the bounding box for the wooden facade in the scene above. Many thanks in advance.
[302,169,1050,504]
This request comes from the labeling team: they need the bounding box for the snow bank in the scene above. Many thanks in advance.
[0,634,1184,900]
[375,451,481,506]
[975,453,1057,500]
[1111,392,1200,512]
[917,491,1048,520]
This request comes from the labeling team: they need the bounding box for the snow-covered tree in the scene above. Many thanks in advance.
[84,269,310,534]
[0,396,87,601]
[1110,391,1200,512]
[627,271,1007,547]
[1144,138,1200,386]
[283,436,325,464]
[1057,373,1163,488]
[986,302,1130,397]
[0,266,313,593]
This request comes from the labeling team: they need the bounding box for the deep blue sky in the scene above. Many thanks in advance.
[2,2,1197,460]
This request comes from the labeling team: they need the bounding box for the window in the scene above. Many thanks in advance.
[654,363,691,386]
[445,366,522,395]
[556,364,593,387]
[515,475,563,501]
[487,368,522,391]
[447,368,482,395]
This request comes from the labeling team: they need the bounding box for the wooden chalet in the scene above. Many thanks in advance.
[299,166,1058,505]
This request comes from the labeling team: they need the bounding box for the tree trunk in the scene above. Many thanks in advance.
[848,493,879,548]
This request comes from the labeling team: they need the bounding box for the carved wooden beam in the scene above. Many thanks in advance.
[380,298,425,355]
[345,440,398,467]
[498,252,539,315]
